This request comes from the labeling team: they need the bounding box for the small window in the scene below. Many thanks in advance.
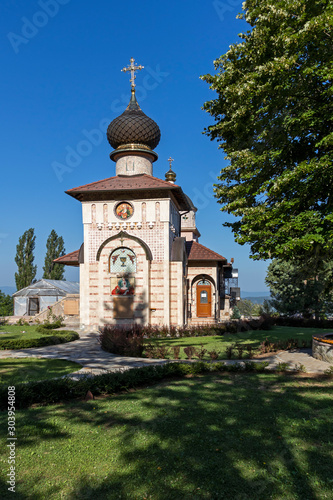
[200,291,208,304]
[110,247,136,273]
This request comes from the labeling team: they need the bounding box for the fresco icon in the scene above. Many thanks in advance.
[115,202,134,220]
[111,276,135,296]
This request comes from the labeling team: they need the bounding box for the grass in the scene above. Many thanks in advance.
[0,358,82,385]
[0,324,51,341]
[144,326,331,360]
[0,372,332,499]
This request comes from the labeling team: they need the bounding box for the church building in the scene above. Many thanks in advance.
[54,59,239,328]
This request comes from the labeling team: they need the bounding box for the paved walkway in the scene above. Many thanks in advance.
[1,331,331,377]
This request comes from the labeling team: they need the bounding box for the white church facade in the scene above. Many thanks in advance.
[54,59,239,328]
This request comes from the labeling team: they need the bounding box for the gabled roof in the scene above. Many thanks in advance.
[186,241,226,262]
[13,279,79,297]
[66,174,192,210]
[53,250,80,267]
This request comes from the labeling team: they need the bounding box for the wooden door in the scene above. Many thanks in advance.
[196,284,211,317]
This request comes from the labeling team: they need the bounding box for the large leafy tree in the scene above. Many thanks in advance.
[15,228,37,290]
[201,0,333,264]
[43,230,66,280]
[266,259,333,319]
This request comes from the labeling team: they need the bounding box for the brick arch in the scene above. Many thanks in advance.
[191,274,216,289]
[96,231,153,262]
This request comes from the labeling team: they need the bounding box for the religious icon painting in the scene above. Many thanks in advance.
[111,276,135,296]
[115,201,134,220]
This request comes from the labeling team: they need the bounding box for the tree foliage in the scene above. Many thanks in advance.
[0,290,13,316]
[265,259,333,318]
[14,228,37,291]
[43,230,66,280]
[201,0,333,263]
[237,298,262,317]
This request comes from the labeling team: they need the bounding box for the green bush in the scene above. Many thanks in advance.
[0,361,273,410]
[36,319,64,331]
[0,330,79,350]
[99,325,145,357]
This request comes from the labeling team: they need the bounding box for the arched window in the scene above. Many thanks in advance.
[109,247,136,273]
[197,279,210,286]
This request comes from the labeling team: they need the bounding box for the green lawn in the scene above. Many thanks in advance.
[0,324,50,341]
[0,358,82,385]
[0,373,332,499]
[144,326,331,360]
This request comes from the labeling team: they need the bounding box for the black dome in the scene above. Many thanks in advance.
[107,91,161,150]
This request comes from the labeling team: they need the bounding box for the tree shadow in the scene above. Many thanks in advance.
[2,373,331,499]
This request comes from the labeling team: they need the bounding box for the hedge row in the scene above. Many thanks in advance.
[0,330,79,350]
[0,361,270,410]
[274,317,333,329]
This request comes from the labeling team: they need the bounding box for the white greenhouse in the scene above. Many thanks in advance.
[13,280,79,316]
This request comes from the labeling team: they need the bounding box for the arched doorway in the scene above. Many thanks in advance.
[196,279,211,317]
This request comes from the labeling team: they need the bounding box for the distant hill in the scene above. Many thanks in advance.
[243,296,271,305]
[0,286,16,296]
[240,291,271,305]
[241,291,270,298]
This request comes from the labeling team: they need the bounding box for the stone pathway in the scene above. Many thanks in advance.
[1,331,331,378]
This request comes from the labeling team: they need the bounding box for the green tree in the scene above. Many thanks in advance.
[201,0,333,265]
[43,230,66,280]
[265,259,333,319]
[0,290,13,316]
[15,228,37,291]
[231,305,241,319]
[237,299,262,318]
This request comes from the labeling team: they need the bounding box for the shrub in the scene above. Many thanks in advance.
[275,362,289,372]
[172,345,181,360]
[231,306,241,320]
[0,361,278,410]
[226,346,234,359]
[225,322,238,334]
[16,318,30,326]
[0,330,79,350]
[36,319,64,331]
[207,349,220,360]
[193,344,207,360]
[183,346,196,360]
[155,345,170,359]
[246,345,254,359]
[99,325,145,357]
[234,343,244,359]
[243,361,269,372]
[324,365,333,377]
[294,363,307,373]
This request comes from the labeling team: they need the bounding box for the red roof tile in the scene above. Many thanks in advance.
[66,174,180,194]
[53,250,80,267]
[66,174,191,210]
[186,241,226,261]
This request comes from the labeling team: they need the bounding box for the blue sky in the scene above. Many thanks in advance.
[0,0,270,293]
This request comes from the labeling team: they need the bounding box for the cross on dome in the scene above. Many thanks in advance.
[121,57,144,90]
[168,157,174,169]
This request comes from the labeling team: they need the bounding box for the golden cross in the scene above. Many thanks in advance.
[121,57,144,89]
[168,157,174,169]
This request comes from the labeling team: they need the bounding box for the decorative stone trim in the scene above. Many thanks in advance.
[312,336,333,363]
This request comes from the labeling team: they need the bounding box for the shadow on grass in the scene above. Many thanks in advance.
[2,373,331,499]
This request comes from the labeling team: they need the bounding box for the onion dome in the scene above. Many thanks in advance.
[165,157,176,183]
[107,90,161,161]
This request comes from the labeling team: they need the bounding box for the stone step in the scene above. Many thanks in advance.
[188,317,217,326]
